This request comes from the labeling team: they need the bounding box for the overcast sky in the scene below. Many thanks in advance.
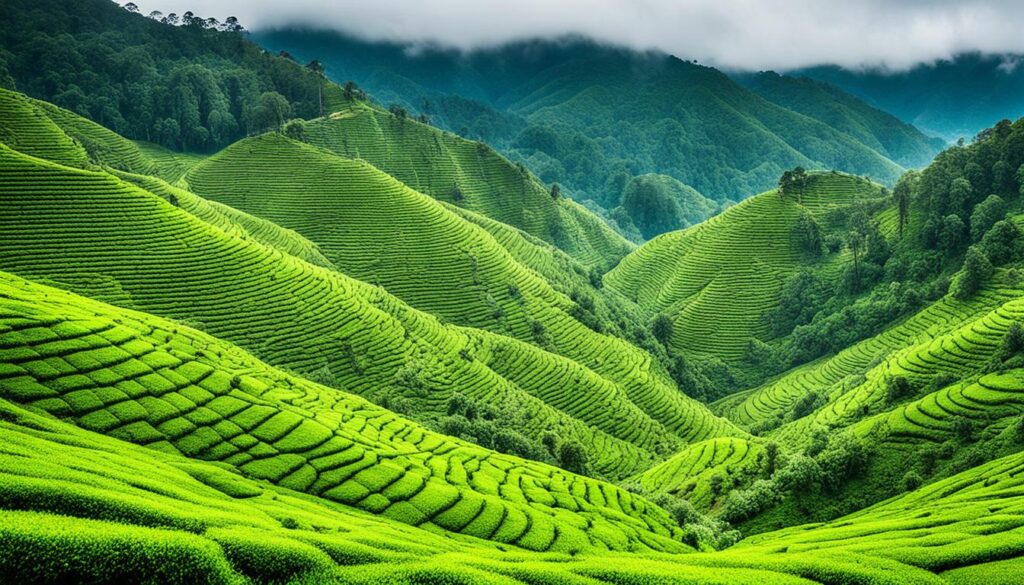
[123,0,1024,71]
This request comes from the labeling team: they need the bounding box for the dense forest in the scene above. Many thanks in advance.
[0,0,340,151]
[256,30,943,237]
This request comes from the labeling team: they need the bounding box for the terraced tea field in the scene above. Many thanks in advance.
[182,133,739,454]
[2,70,1024,584]
[0,270,683,553]
[632,438,767,509]
[717,280,1024,429]
[302,103,633,269]
[773,281,1024,448]
[606,173,881,362]
[0,97,751,481]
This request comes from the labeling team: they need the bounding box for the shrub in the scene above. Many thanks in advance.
[556,441,589,475]
[1000,322,1024,361]
[721,479,780,523]
[282,119,305,142]
[816,434,868,491]
[651,315,673,345]
[951,416,975,441]
[902,470,923,492]
[885,376,915,404]
[773,454,820,494]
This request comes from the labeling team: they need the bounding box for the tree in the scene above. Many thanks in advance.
[550,183,561,200]
[765,441,780,474]
[389,104,408,120]
[250,91,290,133]
[969,194,1006,241]
[893,172,915,238]
[981,220,1024,265]
[283,119,305,142]
[1017,164,1024,196]
[792,212,823,256]
[305,60,326,117]
[846,229,866,281]
[344,81,359,101]
[953,246,993,300]
[948,177,973,215]
[123,2,139,13]
[1000,321,1024,361]
[651,315,673,345]
[222,16,245,33]
[938,214,966,253]
[778,167,809,200]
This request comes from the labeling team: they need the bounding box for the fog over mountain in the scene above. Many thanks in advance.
[123,0,1024,71]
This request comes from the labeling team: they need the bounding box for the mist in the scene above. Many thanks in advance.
[122,0,1024,71]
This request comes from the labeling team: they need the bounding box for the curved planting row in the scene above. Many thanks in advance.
[303,105,633,269]
[0,270,685,553]
[718,283,1023,428]
[735,448,1024,580]
[0,141,686,478]
[632,438,767,509]
[773,285,1024,447]
[183,134,740,452]
[606,173,876,362]
[1,390,949,584]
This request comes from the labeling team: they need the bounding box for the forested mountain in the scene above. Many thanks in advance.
[0,0,342,152]
[255,30,942,236]
[794,53,1024,142]
[4,1,1024,583]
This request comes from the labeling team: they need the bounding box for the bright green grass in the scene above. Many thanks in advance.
[606,172,883,363]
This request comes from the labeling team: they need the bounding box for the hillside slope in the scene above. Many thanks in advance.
[0,95,745,479]
[737,71,946,168]
[0,269,684,553]
[606,172,882,365]
[301,104,632,268]
[255,32,940,208]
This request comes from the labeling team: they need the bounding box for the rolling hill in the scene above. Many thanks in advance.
[254,31,941,214]
[0,87,747,481]
[794,53,1024,142]
[606,172,882,368]
[4,2,1024,582]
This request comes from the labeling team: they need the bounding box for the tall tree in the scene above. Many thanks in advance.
[305,60,326,118]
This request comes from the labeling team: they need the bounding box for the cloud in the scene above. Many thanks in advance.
[124,0,1024,71]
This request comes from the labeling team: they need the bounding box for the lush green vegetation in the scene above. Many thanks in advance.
[0,0,350,152]
[5,4,1024,581]
[253,32,942,229]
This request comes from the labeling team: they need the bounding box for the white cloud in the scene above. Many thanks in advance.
[123,0,1024,71]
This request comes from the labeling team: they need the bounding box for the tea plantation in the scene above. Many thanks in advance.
[2,22,1024,581]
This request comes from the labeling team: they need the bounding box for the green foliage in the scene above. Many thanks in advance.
[953,246,993,300]
[0,0,351,151]
[650,315,674,345]
[969,194,1006,241]
[619,174,716,240]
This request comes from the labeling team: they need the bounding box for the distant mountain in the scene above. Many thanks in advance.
[735,71,946,168]
[793,53,1024,142]
[254,30,942,237]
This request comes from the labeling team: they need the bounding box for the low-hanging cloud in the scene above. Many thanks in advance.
[125,0,1024,71]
